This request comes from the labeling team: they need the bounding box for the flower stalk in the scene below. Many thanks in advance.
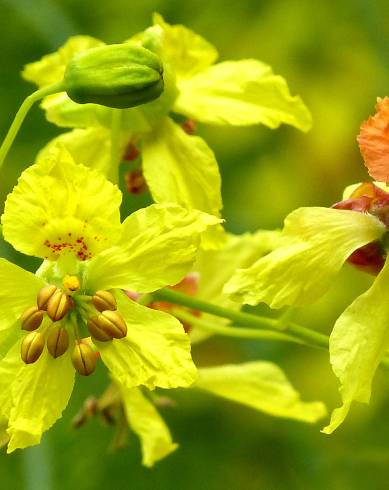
[0,81,65,169]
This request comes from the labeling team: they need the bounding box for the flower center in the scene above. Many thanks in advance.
[19,281,127,376]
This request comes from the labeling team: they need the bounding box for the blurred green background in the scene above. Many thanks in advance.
[1,0,389,488]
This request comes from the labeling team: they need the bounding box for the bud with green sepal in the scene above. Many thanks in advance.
[0,42,164,168]
[63,44,164,109]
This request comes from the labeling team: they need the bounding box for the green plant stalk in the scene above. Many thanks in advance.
[153,288,329,349]
[109,109,122,183]
[0,81,65,169]
[173,309,303,345]
[154,288,389,370]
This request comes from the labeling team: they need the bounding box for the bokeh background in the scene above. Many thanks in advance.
[1,0,389,488]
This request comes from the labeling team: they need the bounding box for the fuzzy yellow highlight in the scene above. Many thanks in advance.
[63,275,80,292]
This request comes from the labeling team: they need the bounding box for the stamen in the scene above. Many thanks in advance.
[95,311,127,339]
[47,327,69,358]
[21,331,45,364]
[20,306,44,331]
[92,290,117,312]
[87,316,113,342]
[47,290,72,321]
[72,341,97,376]
[37,284,57,310]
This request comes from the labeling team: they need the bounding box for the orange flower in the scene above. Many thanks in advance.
[358,97,389,183]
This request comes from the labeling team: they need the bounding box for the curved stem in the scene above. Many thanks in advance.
[174,309,304,345]
[154,288,328,350]
[0,81,65,169]
[155,288,389,371]
[109,109,122,183]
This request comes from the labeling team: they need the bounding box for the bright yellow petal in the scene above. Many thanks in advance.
[118,385,177,467]
[7,349,75,452]
[195,362,327,423]
[22,35,103,88]
[0,259,44,331]
[86,203,221,293]
[37,127,125,181]
[142,118,223,246]
[2,145,122,260]
[225,207,385,308]
[152,13,218,80]
[322,258,389,434]
[0,341,23,421]
[41,92,152,132]
[97,292,197,390]
[174,60,312,131]
[41,92,113,129]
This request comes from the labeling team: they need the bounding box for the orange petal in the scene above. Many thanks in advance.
[358,97,389,183]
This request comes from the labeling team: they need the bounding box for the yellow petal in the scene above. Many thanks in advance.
[174,59,312,131]
[152,13,218,80]
[323,258,389,434]
[196,362,327,423]
[7,349,75,452]
[22,35,103,88]
[87,203,221,293]
[225,207,385,308]
[97,292,197,390]
[119,386,177,467]
[142,117,223,248]
[2,145,122,260]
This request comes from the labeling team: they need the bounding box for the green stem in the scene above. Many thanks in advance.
[153,288,329,350]
[153,289,389,372]
[109,109,122,183]
[0,81,65,169]
[174,309,303,345]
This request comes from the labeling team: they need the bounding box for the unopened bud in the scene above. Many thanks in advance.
[87,316,113,342]
[47,327,69,358]
[37,284,57,310]
[124,169,147,194]
[47,290,71,321]
[72,342,97,376]
[21,331,45,364]
[92,290,117,312]
[20,306,44,331]
[97,310,127,339]
[63,44,164,109]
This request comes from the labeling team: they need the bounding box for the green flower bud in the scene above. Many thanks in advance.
[63,44,164,109]
[92,290,117,312]
[47,327,69,358]
[87,316,113,342]
[37,284,58,310]
[20,306,44,331]
[21,331,45,364]
[46,290,71,322]
[72,342,97,376]
[97,310,127,339]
